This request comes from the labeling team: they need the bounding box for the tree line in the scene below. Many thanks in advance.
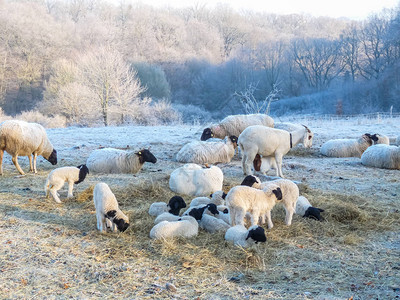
[0,0,399,126]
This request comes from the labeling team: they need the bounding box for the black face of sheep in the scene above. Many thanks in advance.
[368,134,379,142]
[229,135,238,147]
[75,164,89,184]
[206,203,219,215]
[188,208,204,221]
[209,192,227,199]
[168,196,187,216]
[201,128,213,141]
[46,149,58,165]
[114,217,130,232]
[222,208,229,214]
[137,149,157,164]
[240,175,259,187]
[303,207,325,221]
[273,187,282,200]
[246,226,267,243]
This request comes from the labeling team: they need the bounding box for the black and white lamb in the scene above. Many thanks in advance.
[176,136,238,164]
[148,196,187,217]
[44,164,89,203]
[295,196,325,221]
[149,216,199,239]
[224,225,267,247]
[320,133,375,158]
[182,203,220,217]
[188,206,231,234]
[0,120,57,175]
[361,144,400,170]
[169,163,224,197]
[93,182,130,233]
[86,148,157,174]
[201,114,274,141]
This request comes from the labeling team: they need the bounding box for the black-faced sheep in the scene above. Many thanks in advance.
[361,144,400,170]
[169,163,224,197]
[176,136,238,164]
[225,225,267,247]
[44,164,89,203]
[149,216,199,239]
[238,125,313,178]
[148,196,187,217]
[0,120,57,175]
[86,148,156,174]
[93,182,129,233]
[201,114,274,141]
[295,196,325,221]
[320,133,375,158]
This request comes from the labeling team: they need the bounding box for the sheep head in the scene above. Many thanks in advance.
[240,175,261,187]
[246,226,267,244]
[75,164,89,184]
[46,149,58,165]
[201,128,213,141]
[136,149,157,164]
[303,207,325,221]
[229,135,238,148]
[168,196,187,216]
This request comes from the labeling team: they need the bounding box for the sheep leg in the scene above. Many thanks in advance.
[229,208,236,226]
[265,210,273,229]
[97,215,106,232]
[28,155,33,172]
[49,182,64,203]
[274,153,284,178]
[32,152,38,174]
[284,206,295,226]
[0,149,3,175]
[243,151,256,175]
[67,180,74,198]
[234,208,246,226]
[12,155,25,175]
[251,210,260,226]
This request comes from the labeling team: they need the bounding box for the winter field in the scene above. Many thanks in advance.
[0,115,399,299]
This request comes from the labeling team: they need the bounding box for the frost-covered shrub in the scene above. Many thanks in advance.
[15,110,67,128]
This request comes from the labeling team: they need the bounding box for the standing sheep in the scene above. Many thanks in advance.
[225,225,267,247]
[44,164,89,203]
[361,144,400,170]
[169,163,224,197]
[86,148,157,174]
[320,133,375,158]
[0,120,57,175]
[239,125,313,177]
[176,136,238,164]
[93,182,130,233]
[201,114,274,141]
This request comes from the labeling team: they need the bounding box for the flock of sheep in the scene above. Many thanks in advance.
[0,115,399,248]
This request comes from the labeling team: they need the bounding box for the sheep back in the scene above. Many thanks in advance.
[87,148,143,174]
[320,134,373,158]
[361,144,400,169]
[149,216,198,239]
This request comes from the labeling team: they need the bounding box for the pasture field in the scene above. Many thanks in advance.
[0,116,399,299]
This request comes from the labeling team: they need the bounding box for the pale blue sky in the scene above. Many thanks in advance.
[139,0,399,20]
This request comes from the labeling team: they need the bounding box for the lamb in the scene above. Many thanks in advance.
[149,216,198,239]
[295,196,325,221]
[361,144,400,170]
[189,190,226,207]
[182,203,220,217]
[201,114,274,141]
[238,125,313,177]
[86,148,157,174]
[0,120,57,175]
[169,163,224,197]
[148,196,187,217]
[224,225,267,248]
[190,212,230,234]
[44,164,89,203]
[176,136,238,164]
[93,182,129,233]
[240,175,299,227]
[320,133,375,158]
[225,183,282,228]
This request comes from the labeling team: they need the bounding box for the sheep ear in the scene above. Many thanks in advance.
[106,210,117,218]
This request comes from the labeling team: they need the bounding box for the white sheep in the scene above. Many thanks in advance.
[226,183,282,228]
[0,120,57,175]
[148,196,187,217]
[238,125,313,178]
[86,148,157,174]
[93,182,129,233]
[149,216,198,239]
[154,212,182,224]
[361,144,400,170]
[240,175,299,227]
[176,136,238,164]
[189,190,226,207]
[295,196,325,221]
[225,225,267,247]
[169,163,224,197]
[320,133,374,158]
[44,164,89,203]
[201,114,274,141]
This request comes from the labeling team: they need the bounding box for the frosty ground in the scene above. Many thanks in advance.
[0,115,399,299]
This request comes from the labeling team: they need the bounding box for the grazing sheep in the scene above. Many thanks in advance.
[149,216,198,239]
[240,175,299,227]
[225,225,267,247]
[93,182,129,233]
[201,114,274,141]
[320,133,375,158]
[169,163,224,197]
[189,190,226,207]
[295,196,325,221]
[226,183,282,228]
[176,136,238,164]
[44,164,89,203]
[239,125,313,177]
[86,148,156,174]
[361,144,400,170]
[0,120,57,175]
[148,196,187,217]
